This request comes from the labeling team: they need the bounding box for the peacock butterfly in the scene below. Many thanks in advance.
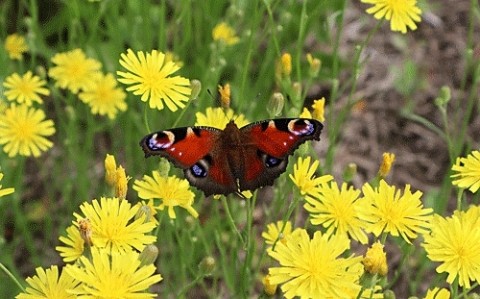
[140,118,323,196]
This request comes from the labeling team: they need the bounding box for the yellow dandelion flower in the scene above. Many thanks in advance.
[0,104,55,157]
[423,206,480,289]
[133,171,198,219]
[49,49,102,94]
[65,248,162,298]
[73,197,157,254]
[289,156,333,195]
[0,173,14,198]
[117,49,191,112]
[424,287,450,299]
[451,150,480,193]
[363,241,388,276]
[378,152,396,178]
[361,0,422,34]
[262,221,296,245]
[4,34,28,60]
[56,224,85,263]
[16,266,80,299]
[311,97,325,122]
[212,22,239,45]
[194,107,249,129]
[218,83,231,109]
[78,72,127,119]
[104,153,117,186]
[268,229,363,298]
[304,181,369,244]
[359,180,433,244]
[3,71,50,106]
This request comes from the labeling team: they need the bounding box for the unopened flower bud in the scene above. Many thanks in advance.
[135,204,153,223]
[218,83,231,109]
[363,241,388,276]
[267,92,285,117]
[307,53,321,78]
[378,152,395,178]
[115,166,128,199]
[139,244,159,266]
[158,158,171,177]
[190,79,202,100]
[198,256,216,275]
[104,154,117,186]
[434,85,451,109]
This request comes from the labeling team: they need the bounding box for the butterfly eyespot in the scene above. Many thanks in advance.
[189,157,211,178]
[265,155,282,167]
[289,119,315,136]
[148,131,175,150]
[191,164,207,177]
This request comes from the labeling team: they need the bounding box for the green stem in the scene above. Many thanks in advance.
[0,262,24,293]
[221,197,245,245]
[240,194,257,296]
[294,0,308,86]
[272,190,300,251]
[262,0,281,57]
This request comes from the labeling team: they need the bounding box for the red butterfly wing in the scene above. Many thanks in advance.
[140,126,238,196]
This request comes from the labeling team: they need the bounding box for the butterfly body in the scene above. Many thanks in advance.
[140,118,323,196]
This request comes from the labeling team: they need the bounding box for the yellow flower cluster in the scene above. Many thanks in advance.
[262,146,480,297]
[18,155,163,298]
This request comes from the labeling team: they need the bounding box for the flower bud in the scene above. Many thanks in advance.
[307,53,321,78]
[104,154,117,186]
[139,244,159,266]
[115,166,128,199]
[218,83,231,109]
[158,158,171,177]
[378,152,395,178]
[262,274,277,296]
[267,92,285,117]
[198,256,216,275]
[363,241,388,276]
[189,79,202,101]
